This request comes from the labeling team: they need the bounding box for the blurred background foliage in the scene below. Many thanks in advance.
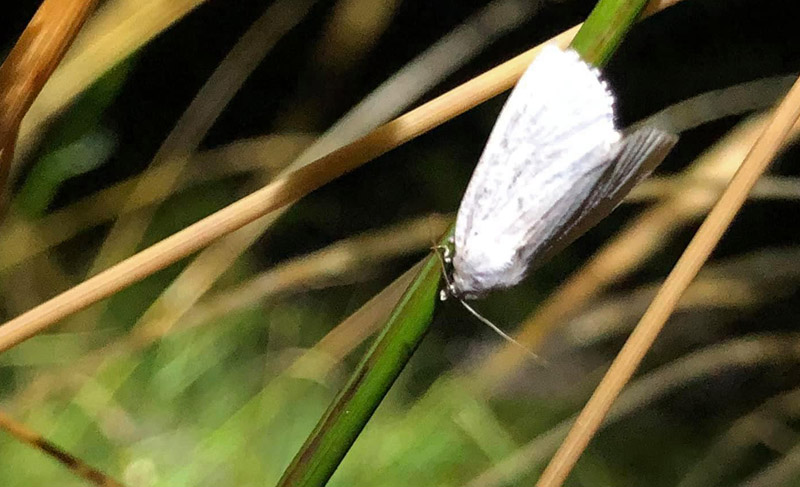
[2,0,800,486]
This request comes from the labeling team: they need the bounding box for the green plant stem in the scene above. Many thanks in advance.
[570,0,651,67]
[275,252,442,487]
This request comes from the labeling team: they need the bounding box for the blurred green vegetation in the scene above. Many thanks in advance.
[2,1,800,487]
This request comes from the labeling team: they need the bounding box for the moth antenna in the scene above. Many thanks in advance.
[458,299,546,365]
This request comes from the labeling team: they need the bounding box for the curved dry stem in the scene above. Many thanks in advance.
[174,214,450,336]
[534,73,800,487]
[0,134,313,272]
[13,0,211,169]
[630,174,800,202]
[0,0,97,193]
[468,334,800,487]
[7,217,443,411]
[0,409,122,486]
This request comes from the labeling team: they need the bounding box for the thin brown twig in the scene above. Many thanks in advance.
[0,0,98,192]
[7,216,445,411]
[0,410,123,486]
[535,74,800,487]
[86,0,319,281]
[13,0,211,169]
[0,134,312,272]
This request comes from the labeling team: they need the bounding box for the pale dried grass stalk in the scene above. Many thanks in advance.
[174,214,450,336]
[535,73,800,487]
[0,134,312,272]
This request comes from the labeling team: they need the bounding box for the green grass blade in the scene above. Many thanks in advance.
[276,253,442,487]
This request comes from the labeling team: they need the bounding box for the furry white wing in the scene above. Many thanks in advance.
[453,45,620,297]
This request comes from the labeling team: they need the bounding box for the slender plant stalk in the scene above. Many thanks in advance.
[535,72,800,487]
[0,410,122,486]
[0,0,98,192]
[275,254,441,487]
[276,0,658,486]
[570,0,650,66]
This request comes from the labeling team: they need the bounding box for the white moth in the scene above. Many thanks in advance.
[446,45,677,301]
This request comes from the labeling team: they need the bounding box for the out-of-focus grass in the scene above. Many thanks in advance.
[2,1,800,487]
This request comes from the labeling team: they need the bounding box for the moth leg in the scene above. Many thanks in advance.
[431,244,452,262]
[432,243,457,299]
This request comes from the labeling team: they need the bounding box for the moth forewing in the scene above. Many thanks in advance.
[540,127,679,264]
[451,45,621,299]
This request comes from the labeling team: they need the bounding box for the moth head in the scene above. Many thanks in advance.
[451,270,491,301]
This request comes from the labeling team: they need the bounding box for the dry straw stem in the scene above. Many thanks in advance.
[565,248,800,347]
[0,410,123,487]
[286,261,426,380]
[631,174,800,202]
[175,214,450,335]
[8,217,441,410]
[13,0,210,170]
[0,0,97,191]
[0,134,313,272]
[86,0,319,282]
[534,74,800,487]
[0,23,580,352]
[469,334,800,487]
